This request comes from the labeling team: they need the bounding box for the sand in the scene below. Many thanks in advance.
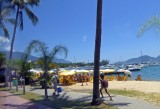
[62,81,160,93]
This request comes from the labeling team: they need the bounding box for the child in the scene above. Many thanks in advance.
[99,74,113,101]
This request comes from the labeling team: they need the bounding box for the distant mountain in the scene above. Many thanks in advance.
[116,55,160,64]
[0,51,71,63]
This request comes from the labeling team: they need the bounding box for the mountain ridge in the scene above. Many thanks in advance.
[0,51,71,63]
[116,55,160,64]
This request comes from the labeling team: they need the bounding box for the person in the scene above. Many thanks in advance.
[99,74,113,101]
[86,73,90,85]
[135,75,142,81]
[81,73,85,86]
[52,73,59,96]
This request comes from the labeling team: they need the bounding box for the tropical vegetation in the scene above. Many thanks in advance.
[23,40,68,100]
[0,0,15,38]
[0,53,5,68]
[6,0,40,59]
[138,15,160,37]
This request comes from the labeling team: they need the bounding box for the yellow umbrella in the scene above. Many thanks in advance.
[75,70,89,74]
[59,70,75,76]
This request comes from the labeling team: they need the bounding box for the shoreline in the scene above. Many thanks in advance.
[61,81,160,93]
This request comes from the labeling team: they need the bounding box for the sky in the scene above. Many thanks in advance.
[1,0,160,63]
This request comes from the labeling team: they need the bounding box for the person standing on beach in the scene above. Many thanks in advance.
[99,74,113,101]
[81,73,84,86]
[52,73,59,96]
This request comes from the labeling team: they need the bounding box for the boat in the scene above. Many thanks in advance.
[127,65,141,71]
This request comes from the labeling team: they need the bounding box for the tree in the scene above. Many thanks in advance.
[91,0,103,105]
[100,59,109,66]
[0,1,15,38]
[24,40,68,100]
[0,53,5,68]
[8,0,40,59]
[138,15,160,37]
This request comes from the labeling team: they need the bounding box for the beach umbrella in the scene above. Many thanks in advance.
[75,70,90,74]
[59,70,75,76]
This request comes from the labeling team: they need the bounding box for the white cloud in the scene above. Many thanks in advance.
[4,46,11,51]
[0,36,9,43]
[82,35,87,43]
[0,36,10,51]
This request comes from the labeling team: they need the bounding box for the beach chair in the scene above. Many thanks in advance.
[117,76,123,81]
[89,76,93,83]
[136,75,142,81]
[109,76,114,81]
[123,76,127,81]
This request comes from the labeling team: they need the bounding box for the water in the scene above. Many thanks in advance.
[131,66,160,81]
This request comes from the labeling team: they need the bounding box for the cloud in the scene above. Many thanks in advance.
[82,35,87,43]
[0,36,10,51]
[4,46,11,51]
[0,36,9,43]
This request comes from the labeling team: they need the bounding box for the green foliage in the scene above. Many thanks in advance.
[0,6,15,38]
[138,15,160,37]
[24,40,68,71]
[100,59,109,65]
[7,0,40,30]
[24,40,68,97]
[0,53,6,68]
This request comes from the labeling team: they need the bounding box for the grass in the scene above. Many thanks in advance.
[1,86,160,108]
[109,89,160,106]
[0,87,117,109]
[63,88,160,106]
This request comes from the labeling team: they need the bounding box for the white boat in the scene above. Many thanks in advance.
[127,65,141,71]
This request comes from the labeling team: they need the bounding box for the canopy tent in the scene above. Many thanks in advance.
[100,69,115,74]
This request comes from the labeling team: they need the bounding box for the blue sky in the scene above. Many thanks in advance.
[1,0,160,63]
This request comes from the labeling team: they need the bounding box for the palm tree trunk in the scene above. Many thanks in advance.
[9,6,19,91]
[9,6,19,59]
[44,66,48,100]
[91,0,103,105]
[22,71,25,94]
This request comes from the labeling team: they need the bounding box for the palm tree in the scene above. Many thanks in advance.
[8,0,40,59]
[23,40,68,99]
[0,1,15,38]
[138,15,160,37]
[91,0,103,105]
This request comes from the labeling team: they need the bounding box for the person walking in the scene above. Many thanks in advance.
[52,73,59,96]
[99,74,113,101]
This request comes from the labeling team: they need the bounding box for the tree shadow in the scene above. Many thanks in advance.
[2,102,52,109]
[1,89,133,109]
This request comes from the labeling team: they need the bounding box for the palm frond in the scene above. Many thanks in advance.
[138,15,160,37]
[25,40,48,58]
[4,18,16,25]
[0,22,9,38]
[50,45,68,60]
[1,8,13,18]
[11,0,21,7]
[26,0,40,7]
[24,6,38,25]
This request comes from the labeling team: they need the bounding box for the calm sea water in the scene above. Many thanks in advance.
[131,65,160,81]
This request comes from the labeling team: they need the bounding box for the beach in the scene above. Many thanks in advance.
[62,81,160,93]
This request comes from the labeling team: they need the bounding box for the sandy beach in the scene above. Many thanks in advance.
[62,81,160,93]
